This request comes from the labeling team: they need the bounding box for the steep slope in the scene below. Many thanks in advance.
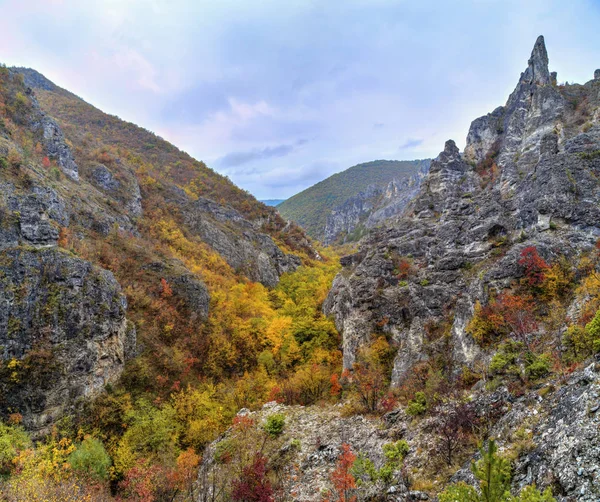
[0,63,319,433]
[277,159,430,242]
[323,161,430,245]
[18,68,315,285]
[325,36,600,379]
[0,68,135,430]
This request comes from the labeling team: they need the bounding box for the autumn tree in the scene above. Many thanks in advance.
[519,246,549,290]
[328,443,357,502]
[434,400,478,466]
[232,454,274,502]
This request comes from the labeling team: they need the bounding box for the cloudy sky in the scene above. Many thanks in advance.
[1,0,599,199]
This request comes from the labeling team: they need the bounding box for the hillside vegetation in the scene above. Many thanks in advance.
[0,66,342,500]
[277,159,429,240]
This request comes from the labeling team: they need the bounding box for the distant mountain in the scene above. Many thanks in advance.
[277,159,431,243]
[260,199,286,206]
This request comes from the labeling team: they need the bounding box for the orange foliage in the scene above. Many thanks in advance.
[327,444,357,502]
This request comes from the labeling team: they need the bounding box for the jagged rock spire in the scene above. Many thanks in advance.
[523,35,550,86]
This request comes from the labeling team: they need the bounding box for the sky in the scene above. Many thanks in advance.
[1,0,599,199]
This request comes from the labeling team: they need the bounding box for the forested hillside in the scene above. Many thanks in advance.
[0,66,341,500]
[277,159,429,240]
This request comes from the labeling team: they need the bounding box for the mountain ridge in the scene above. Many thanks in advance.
[277,158,431,241]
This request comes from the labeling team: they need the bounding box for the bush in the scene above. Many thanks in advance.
[383,440,409,463]
[263,413,285,437]
[489,341,523,377]
[406,392,427,416]
[0,421,31,473]
[562,309,600,363]
[67,437,112,481]
[525,353,551,380]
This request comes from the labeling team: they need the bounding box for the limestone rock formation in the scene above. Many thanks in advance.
[323,161,430,245]
[0,247,134,431]
[325,35,600,382]
[183,196,301,287]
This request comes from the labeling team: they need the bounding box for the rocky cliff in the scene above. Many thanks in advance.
[0,69,135,430]
[323,161,430,245]
[278,159,430,242]
[325,35,600,379]
[0,64,312,431]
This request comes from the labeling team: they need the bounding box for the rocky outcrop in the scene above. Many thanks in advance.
[198,402,429,502]
[450,362,600,501]
[37,113,79,180]
[0,247,134,431]
[0,183,135,430]
[142,259,210,319]
[325,36,600,380]
[183,196,300,287]
[323,161,430,245]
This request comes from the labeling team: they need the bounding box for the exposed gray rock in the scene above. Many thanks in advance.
[183,196,300,287]
[325,36,600,381]
[594,69,600,80]
[36,113,79,181]
[142,260,210,319]
[198,402,412,502]
[91,163,120,191]
[0,184,69,248]
[450,363,600,501]
[323,161,431,245]
[0,247,134,431]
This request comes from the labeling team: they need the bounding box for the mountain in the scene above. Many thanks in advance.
[260,198,286,206]
[0,65,318,431]
[321,36,600,498]
[4,34,600,502]
[277,159,431,242]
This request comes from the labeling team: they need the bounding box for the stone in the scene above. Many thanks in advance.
[325,35,600,382]
[183,196,300,287]
[323,160,431,245]
[0,248,134,432]
[595,69,600,80]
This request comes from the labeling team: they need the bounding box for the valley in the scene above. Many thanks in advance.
[0,33,600,502]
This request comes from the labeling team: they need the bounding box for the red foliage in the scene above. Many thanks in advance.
[160,278,173,298]
[329,444,357,502]
[267,385,284,403]
[232,454,274,502]
[330,374,342,397]
[379,392,398,413]
[232,415,255,431]
[119,460,162,502]
[518,246,549,286]
[42,156,51,168]
[397,259,413,279]
[497,292,537,341]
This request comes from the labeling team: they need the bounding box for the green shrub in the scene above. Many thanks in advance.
[68,437,111,481]
[439,482,479,502]
[525,353,551,380]
[0,157,8,170]
[0,421,31,473]
[406,392,427,416]
[562,310,600,363]
[383,440,409,463]
[489,341,523,376]
[438,440,556,502]
[350,453,378,485]
[264,413,285,437]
